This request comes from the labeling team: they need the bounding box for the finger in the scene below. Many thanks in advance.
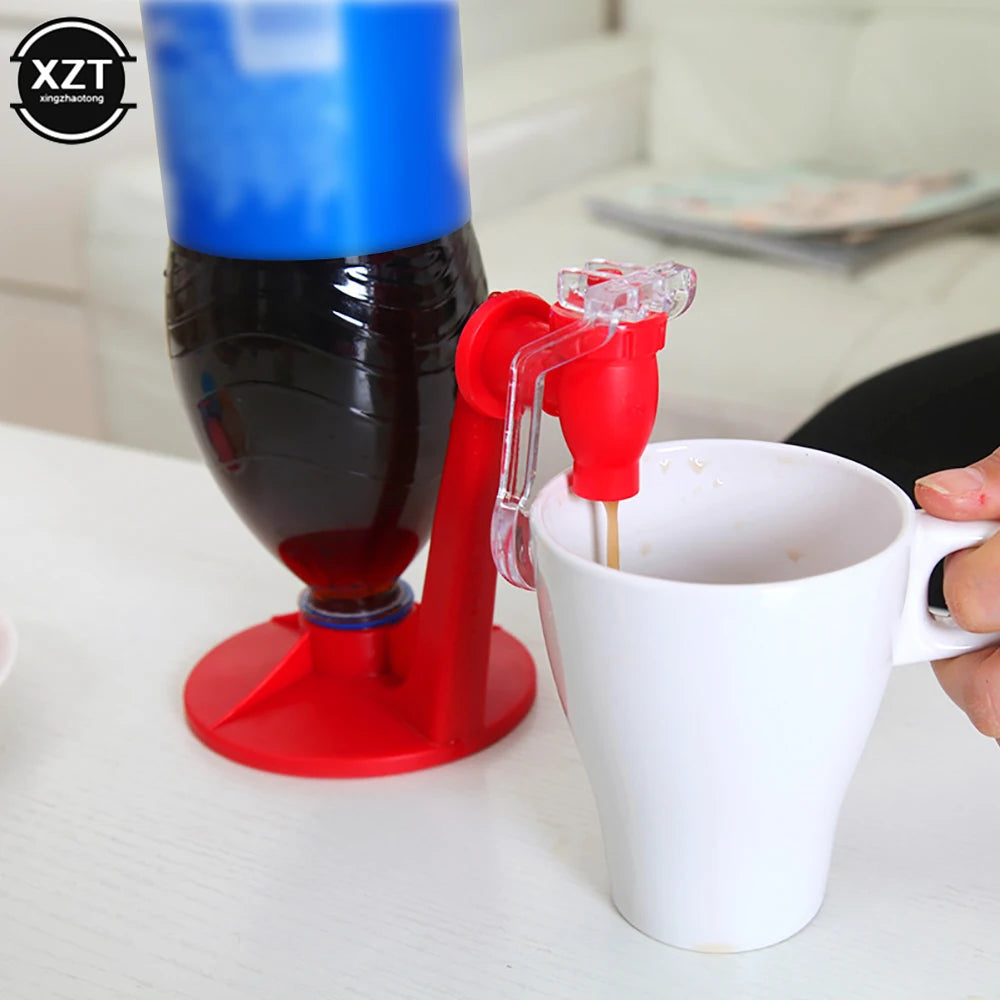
[915,447,1000,520]
[942,537,1000,632]
[933,646,1000,738]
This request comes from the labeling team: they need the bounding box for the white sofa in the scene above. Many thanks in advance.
[84,0,1000,482]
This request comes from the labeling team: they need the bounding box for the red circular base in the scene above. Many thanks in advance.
[183,612,536,777]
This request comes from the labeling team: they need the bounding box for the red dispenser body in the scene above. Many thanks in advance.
[183,261,695,776]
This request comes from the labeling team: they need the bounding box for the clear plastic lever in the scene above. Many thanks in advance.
[491,259,697,589]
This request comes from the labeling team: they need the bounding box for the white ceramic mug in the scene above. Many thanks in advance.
[530,439,1000,953]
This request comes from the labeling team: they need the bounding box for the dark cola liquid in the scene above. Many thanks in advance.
[166,223,487,611]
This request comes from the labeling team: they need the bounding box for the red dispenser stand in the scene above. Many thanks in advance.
[183,292,552,777]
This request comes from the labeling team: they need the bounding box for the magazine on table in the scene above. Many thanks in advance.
[589,168,1000,274]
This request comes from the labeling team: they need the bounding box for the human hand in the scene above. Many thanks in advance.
[915,451,1000,738]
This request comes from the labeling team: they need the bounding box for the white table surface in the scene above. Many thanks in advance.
[1,421,999,999]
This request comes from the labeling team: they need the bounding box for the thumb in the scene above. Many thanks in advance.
[915,448,1000,520]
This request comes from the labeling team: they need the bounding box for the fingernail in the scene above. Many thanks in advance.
[915,467,985,496]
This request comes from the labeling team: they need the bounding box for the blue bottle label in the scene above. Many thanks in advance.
[141,1,471,259]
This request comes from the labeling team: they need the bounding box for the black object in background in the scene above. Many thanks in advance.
[787,330,1000,610]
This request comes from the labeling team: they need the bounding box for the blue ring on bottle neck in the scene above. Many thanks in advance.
[299,581,415,631]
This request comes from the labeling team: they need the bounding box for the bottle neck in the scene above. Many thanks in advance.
[142,0,470,260]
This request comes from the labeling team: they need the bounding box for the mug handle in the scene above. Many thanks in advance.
[893,511,1000,665]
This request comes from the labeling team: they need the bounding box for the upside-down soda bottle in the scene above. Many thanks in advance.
[141,0,486,624]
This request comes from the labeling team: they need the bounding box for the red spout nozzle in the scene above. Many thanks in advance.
[458,258,696,590]
[545,303,666,502]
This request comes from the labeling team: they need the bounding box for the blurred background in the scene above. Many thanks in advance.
[3,0,1000,470]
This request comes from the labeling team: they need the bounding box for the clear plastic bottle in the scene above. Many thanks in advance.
[142,0,486,620]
